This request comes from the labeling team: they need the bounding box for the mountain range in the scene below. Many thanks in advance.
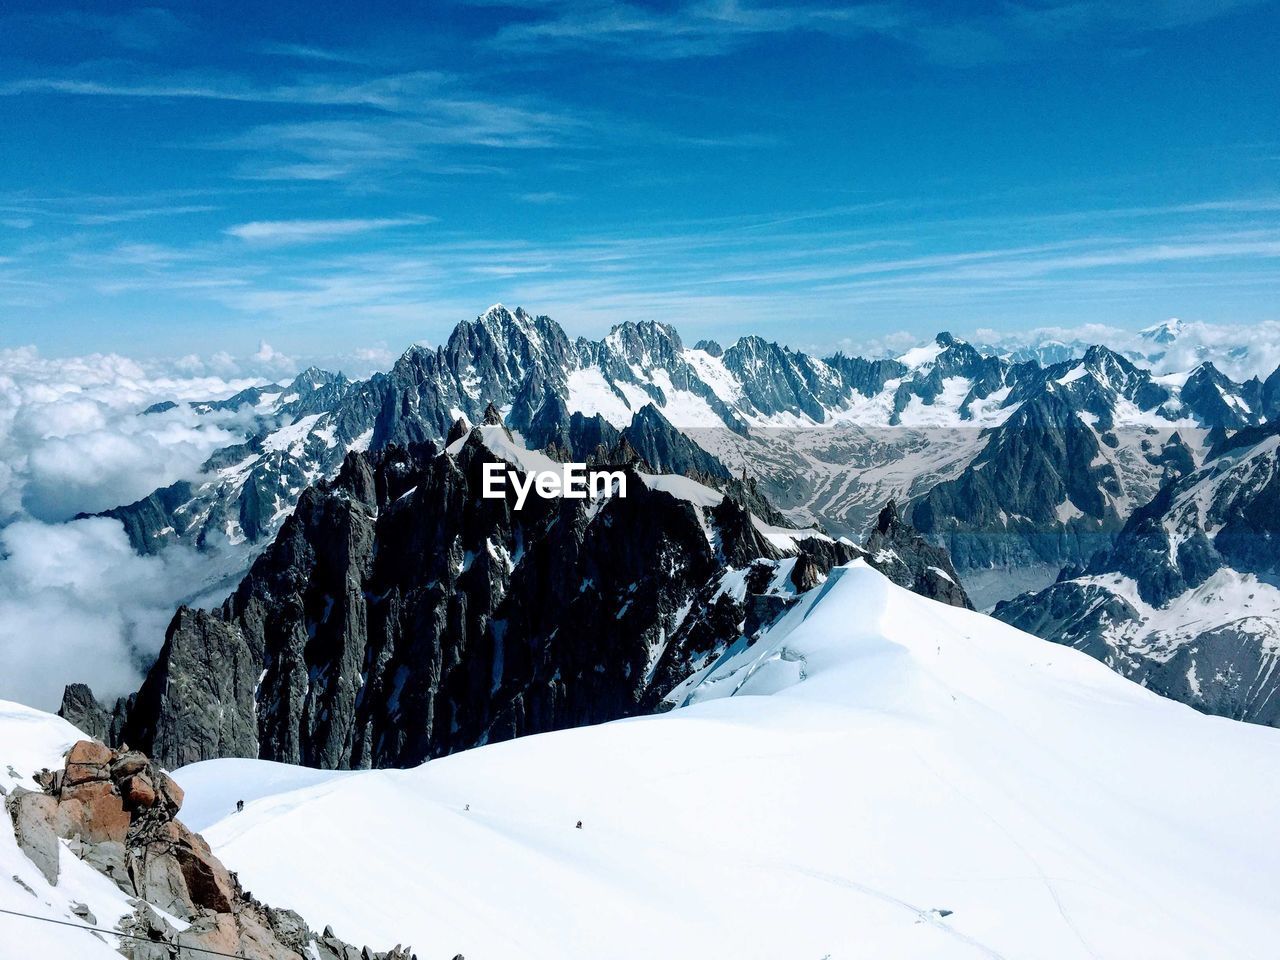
[100,307,1273,577]
[66,304,1280,744]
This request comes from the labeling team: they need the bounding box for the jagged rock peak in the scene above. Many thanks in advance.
[622,403,730,479]
[478,302,533,324]
[446,415,472,445]
[875,499,903,535]
[866,499,972,609]
[693,338,723,357]
[604,319,685,362]
[57,683,127,746]
[481,401,505,426]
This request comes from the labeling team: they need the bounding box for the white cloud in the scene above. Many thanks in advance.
[0,340,399,709]
[971,318,1280,381]
[832,329,921,358]
[1136,318,1280,381]
[0,518,218,710]
[251,340,297,375]
[0,347,266,522]
[225,216,432,244]
[482,0,1268,63]
[0,349,267,709]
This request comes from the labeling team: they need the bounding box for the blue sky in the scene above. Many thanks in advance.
[1,0,1278,363]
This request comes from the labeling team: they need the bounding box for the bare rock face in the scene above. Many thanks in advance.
[120,772,157,809]
[80,424,974,774]
[6,789,61,884]
[8,740,417,960]
[116,434,747,771]
[64,739,112,785]
[57,683,127,744]
[865,501,973,609]
[59,779,131,844]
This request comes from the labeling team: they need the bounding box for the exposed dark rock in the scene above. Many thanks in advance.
[646,501,973,708]
[98,424,975,771]
[5,789,61,884]
[995,418,1280,727]
[824,353,908,399]
[692,339,722,357]
[908,388,1124,574]
[620,404,730,480]
[1181,362,1262,429]
[865,501,972,609]
[445,416,471,446]
[907,345,1263,579]
[57,684,111,743]
[789,553,825,592]
[1262,363,1280,421]
[721,335,845,423]
[117,430,755,769]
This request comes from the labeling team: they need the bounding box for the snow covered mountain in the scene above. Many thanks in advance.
[99,306,1272,602]
[71,422,968,770]
[67,304,1280,741]
[150,564,1280,959]
[905,345,1220,593]
[994,418,1280,726]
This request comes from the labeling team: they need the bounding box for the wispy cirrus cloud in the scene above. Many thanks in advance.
[477,0,1269,64]
[255,41,373,65]
[484,0,902,59]
[77,196,1267,353]
[0,67,588,184]
[226,216,435,244]
[0,69,456,110]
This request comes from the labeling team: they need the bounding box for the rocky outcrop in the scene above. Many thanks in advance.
[6,739,414,960]
[865,501,972,609]
[619,404,730,480]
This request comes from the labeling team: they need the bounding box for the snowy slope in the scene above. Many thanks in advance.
[176,565,1280,960]
[0,704,145,959]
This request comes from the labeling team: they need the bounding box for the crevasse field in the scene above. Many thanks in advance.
[169,563,1280,959]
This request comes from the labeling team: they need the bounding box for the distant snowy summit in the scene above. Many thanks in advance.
[99,308,1276,565]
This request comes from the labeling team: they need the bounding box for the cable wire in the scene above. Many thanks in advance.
[0,905,251,958]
